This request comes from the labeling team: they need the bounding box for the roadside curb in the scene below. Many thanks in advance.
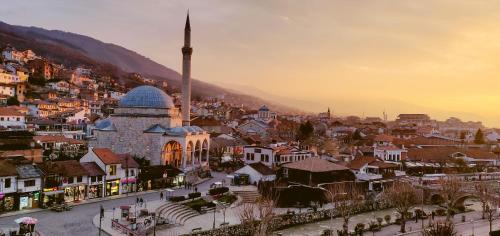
[0,189,163,219]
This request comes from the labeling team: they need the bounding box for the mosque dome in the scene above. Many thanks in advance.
[119,86,174,109]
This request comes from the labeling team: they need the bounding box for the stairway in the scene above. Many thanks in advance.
[156,202,200,225]
[233,190,261,203]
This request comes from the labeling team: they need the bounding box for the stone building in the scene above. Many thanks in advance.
[89,14,210,171]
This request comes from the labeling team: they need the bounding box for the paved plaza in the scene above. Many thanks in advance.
[0,172,498,236]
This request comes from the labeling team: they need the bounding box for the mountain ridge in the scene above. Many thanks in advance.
[0,21,302,114]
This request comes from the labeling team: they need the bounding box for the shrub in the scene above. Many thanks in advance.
[217,194,237,204]
[423,220,456,236]
[170,196,186,202]
[384,215,391,224]
[188,192,201,199]
[435,209,446,216]
[355,223,365,234]
[377,217,384,226]
[209,187,229,195]
[184,198,216,212]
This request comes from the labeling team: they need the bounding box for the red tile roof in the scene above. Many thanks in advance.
[92,148,121,165]
[80,162,105,176]
[282,158,349,172]
[116,154,139,168]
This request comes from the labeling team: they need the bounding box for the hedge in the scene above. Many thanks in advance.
[170,196,186,202]
[188,192,202,199]
[209,187,229,196]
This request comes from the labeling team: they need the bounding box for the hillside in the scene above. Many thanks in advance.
[0,21,301,113]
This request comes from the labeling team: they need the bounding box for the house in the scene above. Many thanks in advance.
[15,164,43,210]
[80,148,139,196]
[234,162,276,184]
[39,161,88,203]
[80,162,105,199]
[243,143,314,167]
[0,107,26,129]
[347,156,404,191]
[237,119,269,137]
[281,158,355,186]
[0,160,19,212]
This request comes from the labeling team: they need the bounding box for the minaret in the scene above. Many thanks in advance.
[182,12,193,126]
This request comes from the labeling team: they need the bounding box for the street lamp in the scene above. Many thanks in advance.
[212,201,217,229]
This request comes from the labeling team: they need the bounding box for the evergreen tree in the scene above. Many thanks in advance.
[474,129,485,144]
[297,121,314,141]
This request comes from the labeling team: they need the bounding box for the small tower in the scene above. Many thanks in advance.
[327,107,331,118]
[182,12,193,126]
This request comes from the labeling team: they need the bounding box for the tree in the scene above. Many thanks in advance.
[486,202,496,233]
[238,187,279,236]
[383,181,421,233]
[297,121,314,141]
[6,96,19,106]
[324,182,364,234]
[423,220,456,236]
[474,129,485,144]
[475,182,490,220]
[439,177,462,221]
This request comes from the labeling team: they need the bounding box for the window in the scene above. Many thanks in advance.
[16,118,20,121]
[91,176,96,182]
[246,153,250,160]
[77,176,83,183]
[97,176,103,182]
[24,180,36,187]
[130,169,135,176]
[68,177,74,184]
[250,153,255,161]
[109,165,117,175]
[4,178,11,188]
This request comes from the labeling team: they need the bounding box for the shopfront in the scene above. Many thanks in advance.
[106,179,120,196]
[18,192,40,210]
[0,193,16,212]
[42,188,64,208]
[64,185,86,202]
[88,184,103,199]
[120,178,137,194]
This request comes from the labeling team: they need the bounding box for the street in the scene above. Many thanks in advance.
[0,172,226,236]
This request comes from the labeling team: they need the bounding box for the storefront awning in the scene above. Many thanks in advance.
[43,190,64,196]
[121,177,136,184]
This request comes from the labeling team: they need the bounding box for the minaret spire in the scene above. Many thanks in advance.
[182,12,193,126]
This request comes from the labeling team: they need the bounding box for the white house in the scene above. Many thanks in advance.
[234,162,276,184]
[243,143,314,167]
[80,148,139,196]
[0,107,26,129]
[15,164,43,210]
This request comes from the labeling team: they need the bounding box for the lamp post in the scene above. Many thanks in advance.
[152,212,157,236]
[212,201,217,229]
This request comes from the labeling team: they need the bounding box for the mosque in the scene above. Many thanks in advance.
[90,14,210,171]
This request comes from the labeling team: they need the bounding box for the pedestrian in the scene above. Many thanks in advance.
[140,198,144,207]
[136,197,139,205]
[160,192,164,200]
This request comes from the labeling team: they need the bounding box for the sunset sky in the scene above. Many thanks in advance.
[2,1,500,126]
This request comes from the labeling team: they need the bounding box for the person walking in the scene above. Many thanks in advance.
[160,192,164,200]
[140,198,144,207]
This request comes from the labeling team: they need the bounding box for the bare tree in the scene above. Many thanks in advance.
[238,203,257,235]
[439,177,462,221]
[486,198,498,233]
[324,182,364,234]
[238,186,279,236]
[384,181,421,233]
[475,181,490,219]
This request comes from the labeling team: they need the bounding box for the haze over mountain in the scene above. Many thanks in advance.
[0,21,301,114]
